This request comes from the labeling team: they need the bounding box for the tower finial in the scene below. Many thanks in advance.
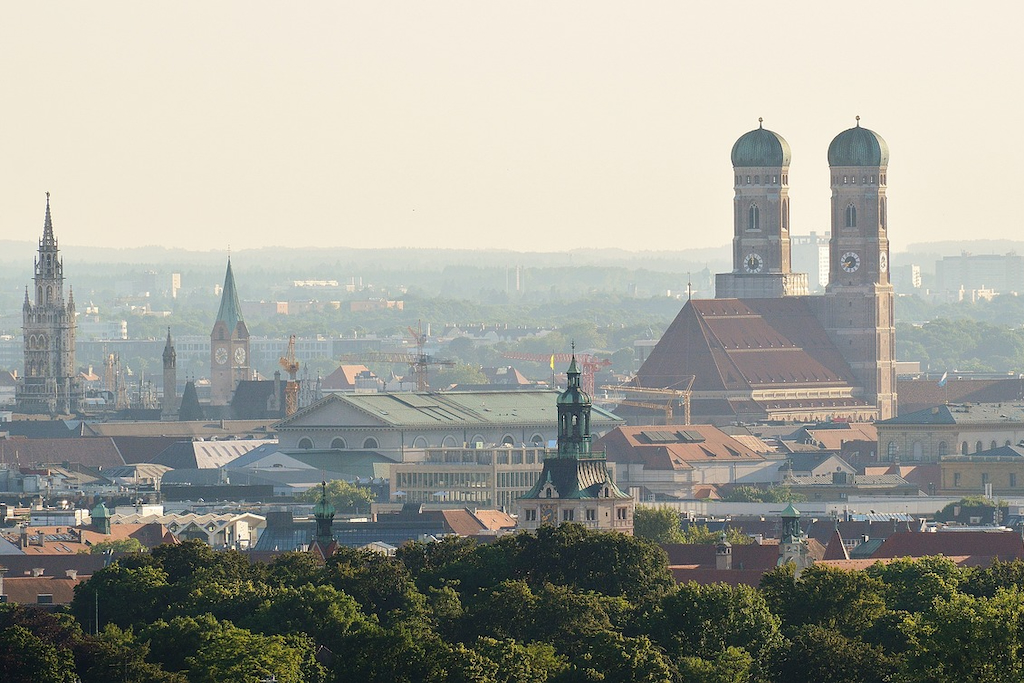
[855,115,861,126]
[758,117,763,128]
[570,339,576,358]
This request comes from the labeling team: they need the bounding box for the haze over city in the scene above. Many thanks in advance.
[1,2,1019,253]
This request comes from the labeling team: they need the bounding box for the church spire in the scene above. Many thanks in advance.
[41,192,56,247]
[216,259,245,334]
[556,343,592,459]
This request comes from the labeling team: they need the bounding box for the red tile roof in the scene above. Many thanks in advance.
[897,377,1024,414]
[638,298,859,393]
[0,437,125,468]
[596,425,765,472]
[871,530,1024,561]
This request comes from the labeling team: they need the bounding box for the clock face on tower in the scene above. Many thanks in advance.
[234,347,247,365]
[879,252,888,272]
[743,253,764,273]
[215,347,228,365]
[841,252,861,273]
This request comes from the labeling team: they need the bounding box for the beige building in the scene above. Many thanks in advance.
[877,403,1024,463]
[939,445,1024,495]
[391,446,549,511]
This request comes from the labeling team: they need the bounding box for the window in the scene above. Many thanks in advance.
[531,434,544,446]
[782,199,789,230]
[362,437,379,449]
[962,442,969,455]
[585,509,596,521]
[501,435,515,446]
[748,203,760,231]
[562,509,575,522]
[880,197,887,229]
[1012,474,1018,488]
[886,441,898,460]
[976,441,984,453]
[938,441,948,456]
[525,509,537,522]
[982,473,990,485]
[297,438,313,450]
[845,203,857,228]
[992,440,999,450]
[954,472,961,487]
[616,507,628,520]
[330,437,346,449]
[754,175,760,184]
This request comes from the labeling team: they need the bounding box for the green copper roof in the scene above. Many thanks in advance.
[731,122,791,167]
[91,501,110,518]
[216,259,245,332]
[781,502,800,518]
[828,120,889,167]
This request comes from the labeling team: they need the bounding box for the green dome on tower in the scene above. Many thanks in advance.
[828,118,889,167]
[731,120,792,167]
[557,356,591,406]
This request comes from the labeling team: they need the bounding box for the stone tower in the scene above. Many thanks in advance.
[161,328,178,420]
[17,194,80,415]
[210,259,253,405]
[516,352,634,534]
[822,118,897,419]
[716,120,808,299]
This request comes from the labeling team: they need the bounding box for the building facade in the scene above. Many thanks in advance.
[17,195,81,415]
[516,357,633,534]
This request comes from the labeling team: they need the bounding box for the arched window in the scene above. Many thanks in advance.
[754,175,760,185]
[412,436,429,448]
[471,435,485,446]
[362,437,379,449]
[880,197,887,229]
[886,441,898,460]
[976,441,984,453]
[781,199,789,230]
[442,435,459,447]
[961,442,969,455]
[991,440,999,450]
[938,441,948,456]
[501,435,515,446]
[531,434,544,446]
[330,437,346,449]
[748,203,760,231]
[297,438,313,450]
[845,203,857,228]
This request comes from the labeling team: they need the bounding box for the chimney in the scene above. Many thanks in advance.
[65,569,78,581]
[30,568,43,577]
[0,566,6,599]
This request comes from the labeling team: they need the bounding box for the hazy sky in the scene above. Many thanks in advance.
[0,2,1019,254]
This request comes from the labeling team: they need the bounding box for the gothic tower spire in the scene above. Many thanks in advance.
[17,194,79,415]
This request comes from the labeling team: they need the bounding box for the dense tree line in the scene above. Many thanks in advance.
[6,528,1024,681]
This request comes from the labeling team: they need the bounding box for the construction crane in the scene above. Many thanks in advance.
[503,352,611,396]
[279,334,300,416]
[338,323,454,392]
[600,377,694,425]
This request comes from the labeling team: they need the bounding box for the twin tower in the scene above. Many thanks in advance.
[716,118,896,419]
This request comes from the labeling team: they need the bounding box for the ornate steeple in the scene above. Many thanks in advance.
[313,481,336,544]
[18,194,79,415]
[556,346,592,458]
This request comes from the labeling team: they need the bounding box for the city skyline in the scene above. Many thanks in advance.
[0,2,1019,253]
